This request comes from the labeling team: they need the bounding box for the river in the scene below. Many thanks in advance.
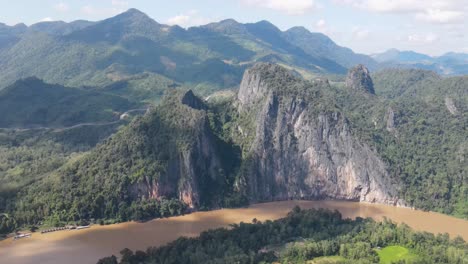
[0,200,467,264]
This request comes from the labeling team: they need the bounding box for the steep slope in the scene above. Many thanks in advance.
[12,90,241,225]
[345,64,375,94]
[234,64,400,204]
[0,9,365,94]
[339,68,467,216]
[284,27,377,69]
[0,77,137,127]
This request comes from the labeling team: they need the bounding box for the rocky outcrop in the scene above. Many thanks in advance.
[345,64,375,94]
[445,97,458,115]
[237,63,402,205]
[385,107,397,132]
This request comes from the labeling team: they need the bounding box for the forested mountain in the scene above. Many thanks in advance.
[0,8,373,96]
[1,63,466,237]
[0,77,138,128]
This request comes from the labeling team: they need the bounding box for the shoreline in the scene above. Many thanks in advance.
[1,200,467,264]
[1,198,464,243]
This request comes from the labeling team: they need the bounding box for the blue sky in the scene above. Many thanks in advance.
[0,0,466,56]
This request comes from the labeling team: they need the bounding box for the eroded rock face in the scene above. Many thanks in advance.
[345,64,375,94]
[128,91,224,208]
[237,64,402,205]
[445,97,458,115]
[386,107,397,132]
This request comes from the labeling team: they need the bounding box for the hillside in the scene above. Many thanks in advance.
[0,9,375,96]
[0,77,138,128]
[0,63,466,237]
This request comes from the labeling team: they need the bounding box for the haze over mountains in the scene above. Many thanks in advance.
[373,49,468,75]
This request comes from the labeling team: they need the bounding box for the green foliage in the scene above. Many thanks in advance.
[377,245,420,264]
[0,77,138,128]
[97,208,468,264]
[334,68,467,218]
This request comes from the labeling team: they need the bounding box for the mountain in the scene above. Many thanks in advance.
[372,49,433,63]
[28,20,95,36]
[284,26,377,69]
[6,64,398,229]
[0,67,466,234]
[234,64,399,204]
[0,9,377,96]
[373,49,468,75]
[0,77,138,127]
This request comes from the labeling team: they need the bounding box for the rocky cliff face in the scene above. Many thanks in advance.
[345,64,375,94]
[237,63,402,205]
[130,91,226,208]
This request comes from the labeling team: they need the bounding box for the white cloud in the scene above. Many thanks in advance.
[40,17,54,22]
[242,0,319,15]
[316,19,326,28]
[54,2,69,13]
[407,33,439,44]
[167,10,212,28]
[415,9,463,23]
[334,0,467,24]
[314,19,332,34]
[167,14,191,26]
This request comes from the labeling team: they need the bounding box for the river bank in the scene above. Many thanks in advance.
[0,200,467,264]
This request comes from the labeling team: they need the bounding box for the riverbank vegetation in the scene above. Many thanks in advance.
[97,207,468,264]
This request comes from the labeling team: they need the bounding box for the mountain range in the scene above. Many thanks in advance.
[373,49,468,75]
[1,8,467,99]
[0,9,466,238]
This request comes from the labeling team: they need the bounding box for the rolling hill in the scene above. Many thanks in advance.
[0,77,138,128]
[0,8,375,96]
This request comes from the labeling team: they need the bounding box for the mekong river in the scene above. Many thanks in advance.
[1,200,467,264]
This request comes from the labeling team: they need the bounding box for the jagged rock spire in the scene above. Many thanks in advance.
[345,64,375,94]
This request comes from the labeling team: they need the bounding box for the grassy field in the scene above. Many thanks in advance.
[308,256,346,263]
[377,245,420,264]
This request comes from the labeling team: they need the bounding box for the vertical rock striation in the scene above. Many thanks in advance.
[237,63,402,205]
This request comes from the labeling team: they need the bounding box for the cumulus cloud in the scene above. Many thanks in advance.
[242,0,319,15]
[316,19,326,28]
[167,10,212,28]
[314,19,333,34]
[334,0,466,24]
[40,17,54,22]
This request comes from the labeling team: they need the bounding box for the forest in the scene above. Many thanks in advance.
[97,207,468,264]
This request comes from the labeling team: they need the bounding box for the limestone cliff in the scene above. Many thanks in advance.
[128,91,226,208]
[345,64,375,94]
[236,63,402,205]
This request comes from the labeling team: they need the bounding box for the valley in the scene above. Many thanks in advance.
[0,6,466,264]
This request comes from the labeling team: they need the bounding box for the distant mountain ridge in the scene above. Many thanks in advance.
[373,49,468,75]
[0,8,374,94]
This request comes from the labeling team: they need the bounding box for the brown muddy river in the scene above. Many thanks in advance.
[1,200,467,264]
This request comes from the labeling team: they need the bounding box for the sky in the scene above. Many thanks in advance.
[0,0,467,56]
